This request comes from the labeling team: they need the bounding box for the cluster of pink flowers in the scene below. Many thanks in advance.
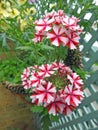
[21,62,84,115]
[33,10,82,49]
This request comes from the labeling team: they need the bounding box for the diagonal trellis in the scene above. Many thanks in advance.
[33,0,98,130]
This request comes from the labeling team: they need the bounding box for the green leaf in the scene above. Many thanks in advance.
[31,105,44,113]
[41,44,54,50]
[73,68,86,80]
[16,46,33,51]
[41,113,51,130]
[0,33,9,49]
[49,114,59,122]
[37,56,46,65]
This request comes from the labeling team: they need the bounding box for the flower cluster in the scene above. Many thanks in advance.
[33,10,82,49]
[21,62,84,115]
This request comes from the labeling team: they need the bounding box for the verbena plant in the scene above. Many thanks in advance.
[0,0,98,130]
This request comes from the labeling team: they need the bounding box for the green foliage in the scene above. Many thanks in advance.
[49,114,59,122]
[0,58,25,83]
[0,33,9,49]
[41,113,51,130]
[31,105,51,130]
[31,105,44,113]
[73,68,86,80]
[31,104,59,130]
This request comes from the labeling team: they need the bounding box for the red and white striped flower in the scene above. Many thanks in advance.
[57,10,65,17]
[63,30,80,49]
[45,96,65,115]
[67,73,83,88]
[47,25,68,46]
[21,67,32,89]
[38,64,55,77]
[22,80,31,89]
[21,67,30,81]
[62,104,74,115]
[35,18,54,32]
[52,62,65,69]
[43,10,57,19]
[54,10,66,25]
[30,72,43,88]
[60,85,84,107]
[63,16,79,30]
[34,82,56,104]
[32,31,45,43]
[30,93,42,106]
